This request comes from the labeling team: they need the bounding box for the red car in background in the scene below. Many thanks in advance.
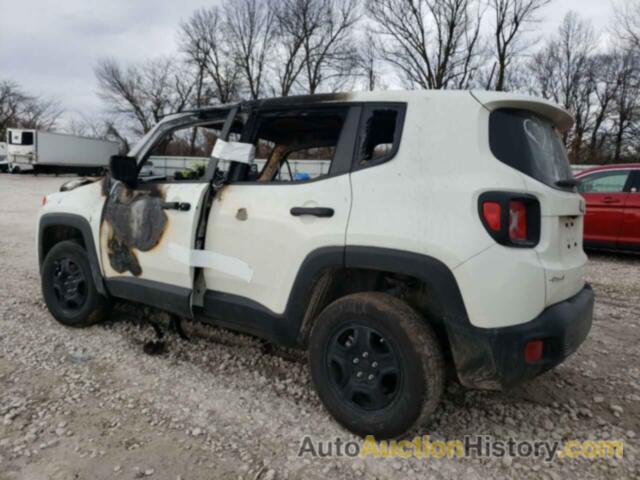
[575,164,640,252]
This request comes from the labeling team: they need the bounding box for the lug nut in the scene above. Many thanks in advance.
[368,374,374,380]
[356,371,363,378]
[353,358,359,364]
[372,362,378,368]
[362,352,369,358]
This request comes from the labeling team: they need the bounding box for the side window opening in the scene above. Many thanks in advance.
[251,109,347,183]
[577,171,631,193]
[358,106,403,166]
[140,119,243,181]
[632,172,640,193]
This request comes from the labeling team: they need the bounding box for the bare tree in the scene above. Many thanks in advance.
[528,12,597,161]
[609,47,640,162]
[367,0,484,90]
[0,80,27,138]
[301,0,361,94]
[64,112,108,139]
[357,32,386,91]
[586,53,621,162]
[614,0,640,49]
[225,0,276,100]
[0,80,62,138]
[95,58,150,135]
[180,7,242,104]
[94,57,196,145]
[489,0,551,91]
[269,0,310,96]
[270,0,360,95]
[19,97,63,131]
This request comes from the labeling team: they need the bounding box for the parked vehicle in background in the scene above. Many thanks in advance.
[0,142,7,172]
[37,90,594,438]
[576,164,640,252]
[6,129,119,175]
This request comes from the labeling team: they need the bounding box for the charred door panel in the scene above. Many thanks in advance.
[99,176,209,291]
[102,180,168,276]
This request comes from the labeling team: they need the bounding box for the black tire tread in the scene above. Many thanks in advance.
[309,291,445,438]
[41,240,110,327]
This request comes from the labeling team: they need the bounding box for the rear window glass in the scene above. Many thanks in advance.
[489,109,573,190]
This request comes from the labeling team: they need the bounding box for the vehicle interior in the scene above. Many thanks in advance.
[137,115,244,183]
[250,108,347,182]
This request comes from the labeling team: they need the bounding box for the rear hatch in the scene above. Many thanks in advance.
[473,91,587,307]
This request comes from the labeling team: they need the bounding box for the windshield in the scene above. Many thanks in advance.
[489,108,574,190]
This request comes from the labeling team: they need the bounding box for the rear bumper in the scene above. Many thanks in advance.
[446,284,594,390]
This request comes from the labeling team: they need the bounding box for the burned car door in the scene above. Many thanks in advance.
[99,108,239,317]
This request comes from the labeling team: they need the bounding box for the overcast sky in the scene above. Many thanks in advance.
[0,0,618,127]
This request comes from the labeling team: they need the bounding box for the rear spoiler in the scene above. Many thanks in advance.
[470,90,574,132]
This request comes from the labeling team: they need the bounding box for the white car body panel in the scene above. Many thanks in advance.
[38,181,106,271]
[203,175,351,314]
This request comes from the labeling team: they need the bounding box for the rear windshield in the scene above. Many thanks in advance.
[489,109,573,190]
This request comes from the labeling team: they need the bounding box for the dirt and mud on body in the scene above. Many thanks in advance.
[101,176,168,276]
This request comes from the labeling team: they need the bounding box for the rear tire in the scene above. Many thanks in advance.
[41,240,110,327]
[309,292,445,438]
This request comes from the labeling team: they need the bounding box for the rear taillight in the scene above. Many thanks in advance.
[482,202,501,231]
[508,201,527,241]
[479,192,540,247]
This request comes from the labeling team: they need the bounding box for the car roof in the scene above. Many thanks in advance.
[575,164,640,177]
[174,89,571,125]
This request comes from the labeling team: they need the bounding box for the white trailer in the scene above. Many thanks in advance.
[6,129,119,175]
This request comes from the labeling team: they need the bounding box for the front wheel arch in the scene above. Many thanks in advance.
[39,214,107,296]
[41,240,111,327]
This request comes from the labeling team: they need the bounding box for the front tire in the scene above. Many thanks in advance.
[309,292,445,439]
[41,240,110,327]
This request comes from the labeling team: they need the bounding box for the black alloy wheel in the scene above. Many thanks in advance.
[326,324,402,411]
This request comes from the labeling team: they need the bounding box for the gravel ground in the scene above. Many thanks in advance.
[0,174,638,480]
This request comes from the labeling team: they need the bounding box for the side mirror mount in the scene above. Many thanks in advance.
[109,155,137,186]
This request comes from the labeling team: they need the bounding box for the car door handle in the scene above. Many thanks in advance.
[290,207,334,218]
[162,201,191,211]
[602,197,621,204]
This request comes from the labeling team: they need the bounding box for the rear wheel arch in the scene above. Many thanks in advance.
[295,247,470,352]
[39,214,107,296]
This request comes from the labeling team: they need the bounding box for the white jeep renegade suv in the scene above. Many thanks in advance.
[38,90,594,438]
